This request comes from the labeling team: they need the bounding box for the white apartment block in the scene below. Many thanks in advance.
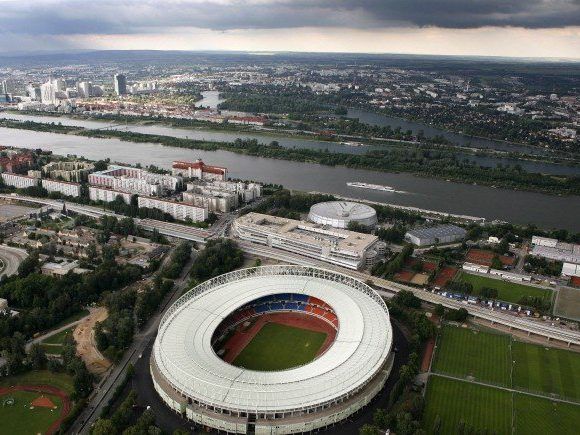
[41,179,82,197]
[187,180,261,203]
[89,186,133,204]
[137,197,208,222]
[1,172,39,189]
[89,165,181,196]
[182,190,236,213]
[233,212,381,270]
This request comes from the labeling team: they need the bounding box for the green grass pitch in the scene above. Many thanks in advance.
[514,394,580,435]
[512,341,580,401]
[422,376,512,435]
[432,325,511,385]
[457,271,553,305]
[232,322,327,371]
[0,390,63,435]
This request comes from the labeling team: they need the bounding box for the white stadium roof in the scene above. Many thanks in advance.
[153,265,392,414]
[308,201,377,228]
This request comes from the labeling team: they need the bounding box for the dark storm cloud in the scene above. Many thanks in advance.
[0,0,578,36]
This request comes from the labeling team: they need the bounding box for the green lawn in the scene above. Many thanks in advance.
[41,327,75,346]
[423,376,512,435]
[432,325,511,386]
[512,341,580,401]
[457,271,553,304]
[0,390,63,435]
[423,376,580,435]
[0,371,75,395]
[233,322,327,371]
[514,394,580,435]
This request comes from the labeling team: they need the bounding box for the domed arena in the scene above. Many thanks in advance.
[151,265,394,434]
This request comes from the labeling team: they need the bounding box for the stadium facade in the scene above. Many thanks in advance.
[151,265,394,434]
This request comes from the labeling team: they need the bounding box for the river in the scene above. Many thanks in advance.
[1,112,578,176]
[0,126,578,231]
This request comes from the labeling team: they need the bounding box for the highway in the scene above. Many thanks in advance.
[4,194,580,347]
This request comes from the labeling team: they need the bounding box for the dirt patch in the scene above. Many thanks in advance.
[433,266,458,287]
[74,307,112,375]
[466,248,515,267]
[31,395,56,408]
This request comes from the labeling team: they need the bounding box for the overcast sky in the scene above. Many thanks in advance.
[0,0,579,58]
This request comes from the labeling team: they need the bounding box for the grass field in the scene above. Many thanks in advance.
[422,376,512,435]
[512,341,580,401]
[423,377,580,435]
[0,371,75,395]
[554,286,580,321]
[432,326,511,385]
[457,271,553,304]
[40,327,75,356]
[514,394,580,435]
[0,390,63,435]
[232,322,327,371]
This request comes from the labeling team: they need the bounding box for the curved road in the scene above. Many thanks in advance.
[0,244,27,278]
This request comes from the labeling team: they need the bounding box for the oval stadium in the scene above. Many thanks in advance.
[308,201,378,229]
[151,265,394,434]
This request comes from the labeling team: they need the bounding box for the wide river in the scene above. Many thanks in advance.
[0,126,578,231]
[1,112,578,176]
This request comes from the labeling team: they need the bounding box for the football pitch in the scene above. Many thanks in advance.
[423,377,580,435]
[457,271,553,305]
[232,322,327,371]
[425,325,580,434]
[432,325,580,398]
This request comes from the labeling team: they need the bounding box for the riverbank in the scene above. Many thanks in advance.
[1,117,578,195]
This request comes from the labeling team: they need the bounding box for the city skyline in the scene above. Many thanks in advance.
[0,0,579,59]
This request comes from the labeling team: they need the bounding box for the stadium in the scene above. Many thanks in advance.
[308,201,378,229]
[151,265,394,434]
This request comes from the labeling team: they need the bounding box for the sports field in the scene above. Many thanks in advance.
[425,325,580,434]
[512,341,580,400]
[232,322,327,371]
[423,376,512,434]
[457,271,553,305]
[0,390,63,435]
[423,377,580,435]
[554,286,580,321]
[432,326,511,385]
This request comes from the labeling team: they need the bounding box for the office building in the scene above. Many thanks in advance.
[233,212,382,270]
[114,74,127,95]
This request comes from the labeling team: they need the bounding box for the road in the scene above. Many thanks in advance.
[5,194,580,346]
[25,310,92,352]
[0,244,28,278]
[70,253,197,434]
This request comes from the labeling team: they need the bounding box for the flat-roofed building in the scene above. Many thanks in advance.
[182,190,237,213]
[187,180,261,203]
[42,160,94,182]
[138,197,208,222]
[405,224,466,247]
[89,186,133,204]
[531,237,580,264]
[562,262,580,278]
[41,179,81,197]
[1,172,39,189]
[233,212,381,270]
[89,165,181,196]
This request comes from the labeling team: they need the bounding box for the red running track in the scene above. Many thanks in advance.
[0,384,71,435]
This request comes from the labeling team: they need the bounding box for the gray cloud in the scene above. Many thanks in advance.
[0,0,578,38]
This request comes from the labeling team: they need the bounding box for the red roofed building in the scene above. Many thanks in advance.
[0,152,34,174]
[171,159,227,181]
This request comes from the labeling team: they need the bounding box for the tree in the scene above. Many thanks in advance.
[18,251,39,277]
[359,424,379,435]
[434,304,445,317]
[28,343,47,370]
[91,419,115,435]
[491,255,503,270]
